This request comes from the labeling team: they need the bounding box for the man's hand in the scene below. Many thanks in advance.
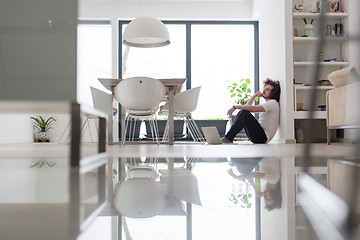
[227,106,235,117]
[255,191,263,198]
[227,168,240,179]
[227,168,245,181]
[254,91,262,98]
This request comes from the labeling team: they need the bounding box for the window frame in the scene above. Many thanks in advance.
[118,20,259,93]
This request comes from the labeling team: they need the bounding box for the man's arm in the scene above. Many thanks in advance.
[227,91,264,116]
[227,103,265,116]
[246,91,262,106]
[227,169,266,180]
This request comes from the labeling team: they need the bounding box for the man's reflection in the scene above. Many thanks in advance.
[227,157,281,211]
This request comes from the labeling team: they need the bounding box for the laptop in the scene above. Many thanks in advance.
[201,127,223,145]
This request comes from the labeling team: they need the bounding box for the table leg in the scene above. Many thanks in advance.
[168,86,174,145]
[108,111,113,145]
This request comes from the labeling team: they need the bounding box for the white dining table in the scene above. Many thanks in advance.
[98,78,187,145]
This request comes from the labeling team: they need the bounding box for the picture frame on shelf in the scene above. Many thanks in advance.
[327,0,343,13]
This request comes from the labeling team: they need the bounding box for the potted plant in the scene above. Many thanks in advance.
[144,118,184,140]
[228,78,257,139]
[228,78,253,105]
[30,116,57,142]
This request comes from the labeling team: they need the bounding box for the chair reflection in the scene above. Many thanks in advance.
[113,157,202,218]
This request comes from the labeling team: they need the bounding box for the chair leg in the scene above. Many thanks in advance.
[122,114,130,145]
[185,117,197,142]
[186,114,204,142]
[131,120,135,142]
[59,120,71,143]
[149,119,155,142]
[162,119,169,142]
[153,117,160,145]
[85,117,94,143]
[150,119,160,145]
[189,117,205,142]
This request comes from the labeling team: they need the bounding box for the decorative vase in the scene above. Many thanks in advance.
[296,128,304,143]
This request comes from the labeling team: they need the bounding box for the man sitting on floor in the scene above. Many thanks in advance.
[222,78,281,144]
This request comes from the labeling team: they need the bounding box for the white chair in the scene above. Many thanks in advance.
[59,87,112,143]
[113,178,166,218]
[114,77,166,144]
[126,157,159,179]
[159,86,204,142]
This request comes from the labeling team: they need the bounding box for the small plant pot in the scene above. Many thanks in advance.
[37,132,49,138]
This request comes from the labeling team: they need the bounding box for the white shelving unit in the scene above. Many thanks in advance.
[291,0,349,144]
[293,111,326,119]
[292,12,348,20]
[293,61,349,66]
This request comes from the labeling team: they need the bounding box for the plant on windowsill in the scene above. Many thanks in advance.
[227,78,257,139]
[30,160,56,168]
[144,117,184,140]
[30,116,57,142]
[228,78,253,105]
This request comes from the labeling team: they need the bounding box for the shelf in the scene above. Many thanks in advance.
[293,36,349,43]
[294,86,334,90]
[293,12,349,20]
[294,111,326,119]
[293,61,349,67]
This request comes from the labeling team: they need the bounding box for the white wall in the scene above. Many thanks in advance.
[0,114,33,143]
[348,0,360,65]
[258,0,294,143]
[79,0,253,20]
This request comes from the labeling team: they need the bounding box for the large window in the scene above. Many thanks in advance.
[120,24,186,79]
[191,24,255,119]
[119,21,258,120]
[77,21,112,106]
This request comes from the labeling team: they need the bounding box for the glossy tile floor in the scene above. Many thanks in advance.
[0,141,356,158]
[0,142,358,240]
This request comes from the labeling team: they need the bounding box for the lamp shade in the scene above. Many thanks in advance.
[123,16,170,48]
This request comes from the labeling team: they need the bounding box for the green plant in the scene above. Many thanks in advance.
[229,193,253,208]
[30,160,56,168]
[228,78,254,105]
[194,118,226,120]
[30,116,57,132]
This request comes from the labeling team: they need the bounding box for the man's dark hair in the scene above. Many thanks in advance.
[263,78,281,102]
[264,181,282,211]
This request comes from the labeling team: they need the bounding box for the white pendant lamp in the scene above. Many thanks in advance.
[123,16,170,48]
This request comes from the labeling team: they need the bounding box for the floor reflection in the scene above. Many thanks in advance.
[228,157,282,211]
[115,157,261,240]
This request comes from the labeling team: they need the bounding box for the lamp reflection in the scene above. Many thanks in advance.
[228,157,282,211]
[113,157,202,218]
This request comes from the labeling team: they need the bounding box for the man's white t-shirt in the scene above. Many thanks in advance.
[259,157,280,184]
[258,99,280,143]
